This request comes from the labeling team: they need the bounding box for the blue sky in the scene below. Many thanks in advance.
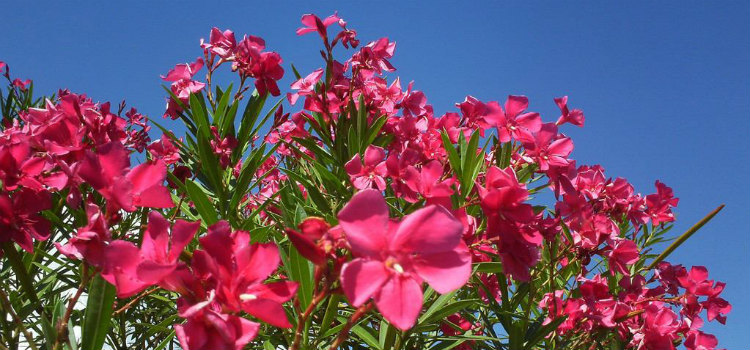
[2,1,748,348]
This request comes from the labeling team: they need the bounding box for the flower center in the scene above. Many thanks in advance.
[385,257,405,274]
[239,293,258,301]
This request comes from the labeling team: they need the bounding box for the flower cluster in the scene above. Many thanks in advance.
[0,12,731,350]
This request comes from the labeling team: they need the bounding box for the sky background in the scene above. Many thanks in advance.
[2,1,748,348]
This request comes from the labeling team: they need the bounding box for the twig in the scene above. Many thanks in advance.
[328,302,374,350]
[53,264,91,350]
[113,288,158,316]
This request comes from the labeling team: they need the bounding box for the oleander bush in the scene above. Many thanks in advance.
[0,12,730,350]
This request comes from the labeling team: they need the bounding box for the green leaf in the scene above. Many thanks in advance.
[441,131,462,179]
[647,204,724,270]
[185,179,219,225]
[213,83,234,133]
[351,323,382,349]
[81,275,116,350]
[523,315,567,350]
[189,92,211,138]
[281,238,314,309]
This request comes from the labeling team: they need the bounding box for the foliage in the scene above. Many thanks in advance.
[0,13,730,350]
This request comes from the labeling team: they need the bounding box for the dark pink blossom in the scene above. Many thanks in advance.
[175,309,259,350]
[0,189,50,252]
[606,239,639,275]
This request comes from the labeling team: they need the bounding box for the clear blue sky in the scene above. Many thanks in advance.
[2,2,748,348]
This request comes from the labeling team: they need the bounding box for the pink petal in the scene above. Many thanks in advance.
[344,154,363,176]
[337,189,389,258]
[241,281,299,328]
[548,137,573,157]
[363,145,386,167]
[504,95,529,118]
[169,219,201,261]
[286,228,326,265]
[391,205,463,254]
[516,112,542,133]
[340,259,390,306]
[420,161,444,185]
[235,243,280,284]
[373,275,423,330]
[141,211,170,262]
[127,160,174,208]
[101,240,148,298]
[412,243,472,294]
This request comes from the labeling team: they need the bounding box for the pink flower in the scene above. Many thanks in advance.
[201,28,237,58]
[402,160,454,206]
[554,96,585,127]
[162,58,204,82]
[285,217,332,265]
[0,189,51,252]
[288,68,324,105]
[338,190,471,330]
[523,123,573,171]
[477,166,535,225]
[684,331,720,350]
[210,126,238,168]
[78,142,174,212]
[100,240,150,298]
[162,58,205,119]
[147,134,181,165]
[137,211,200,285]
[296,13,340,38]
[646,180,679,226]
[483,95,541,143]
[12,79,31,91]
[249,52,284,97]
[192,221,298,328]
[56,204,110,266]
[345,145,388,190]
[175,309,259,350]
[606,239,639,275]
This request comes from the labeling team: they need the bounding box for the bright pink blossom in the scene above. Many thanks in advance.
[554,96,585,127]
[483,95,541,143]
[345,145,388,190]
[163,58,205,119]
[296,13,340,38]
[191,221,298,328]
[137,211,200,285]
[201,28,237,58]
[78,142,174,212]
[606,239,639,275]
[523,123,573,171]
[338,189,471,330]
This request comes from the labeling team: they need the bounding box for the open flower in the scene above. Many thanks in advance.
[338,189,471,330]
[345,145,388,190]
[0,189,50,252]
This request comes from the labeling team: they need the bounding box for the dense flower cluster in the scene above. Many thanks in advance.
[0,12,731,350]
